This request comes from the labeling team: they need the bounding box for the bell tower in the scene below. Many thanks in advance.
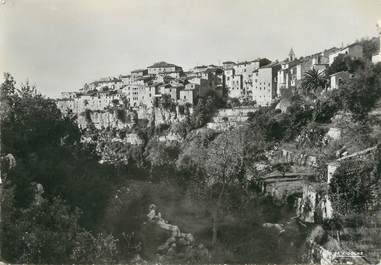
[288,48,296,61]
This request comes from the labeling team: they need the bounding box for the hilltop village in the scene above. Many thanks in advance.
[2,21,381,265]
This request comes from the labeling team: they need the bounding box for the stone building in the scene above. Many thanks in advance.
[147,61,183,75]
[222,61,236,70]
[229,74,243,98]
[277,48,332,95]
[223,60,261,99]
[328,42,363,65]
[179,88,197,105]
[277,49,300,95]
[131,69,148,79]
[329,71,352,91]
[252,62,280,106]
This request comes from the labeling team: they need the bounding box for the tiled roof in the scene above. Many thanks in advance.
[119,74,131,78]
[329,70,349,77]
[194,65,208,69]
[345,42,361,49]
[261,61,280,69]
[147,61,179,68]
[237,59,260,65]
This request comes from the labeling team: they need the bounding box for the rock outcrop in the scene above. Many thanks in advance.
[146,204,209,262]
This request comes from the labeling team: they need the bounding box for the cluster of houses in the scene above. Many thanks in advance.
[57,61,224,116]
[57,21,381,123]
[223,42,366,106]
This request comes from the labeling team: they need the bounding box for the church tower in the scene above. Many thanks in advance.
[289,48,296,61]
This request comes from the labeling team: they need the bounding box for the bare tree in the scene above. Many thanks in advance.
[204,127,263,246]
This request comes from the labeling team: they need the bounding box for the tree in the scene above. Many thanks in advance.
[116,108,127,123]
[2,187,119,263]
[71,231,119,263]
[329,154,381,215]
[2,193,82,263]
[204,128,266,246]
[337,64,381,118]
[327,54,365,76]
[160,94,175,110]
[176,128,217,176]
[191,92,223,129]
[1,74,115,230]
[359,37,379,61]
[312,91,342,123]
[301,68,327,95]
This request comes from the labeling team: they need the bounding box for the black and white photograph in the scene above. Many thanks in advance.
[1,0,381,264]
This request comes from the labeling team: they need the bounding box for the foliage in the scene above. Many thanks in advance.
[296,122,327,149]
[71,231,119,263]
[191,92,223,129]
[359,37,380,60]
[248,96,314,144]
[116,108,127,123]
[329,156,381,215]
[171,117,192,139]
[247,107,288,143]
[2,195,82,263]
[84,108,92,123]
[176,128,217,176]
[301,68,328,95]
[203,128,267,245]
[112,98,119,105]
[2,187,119,264]
[160,94,176,111]
[327,54,365,76]
[144,140,180,170]
[311,90,342,123]
[336,63,381,118]
[228,97,241,108]
[1,74,118,262]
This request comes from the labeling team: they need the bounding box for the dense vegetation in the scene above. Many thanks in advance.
[1,74,120,262]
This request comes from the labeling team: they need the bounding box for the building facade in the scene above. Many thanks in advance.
[328,43,363,65]
[252,62,280,106]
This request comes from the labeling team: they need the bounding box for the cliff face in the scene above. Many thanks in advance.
[78,110,133,130]
[153,106,189,127]
[58,99,190,131]
[206,107,256,132]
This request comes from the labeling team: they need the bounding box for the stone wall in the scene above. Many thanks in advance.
[274,149,318,168]
[206,107,256,132]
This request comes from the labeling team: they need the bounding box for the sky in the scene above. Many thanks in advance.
[1,0,381,98]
